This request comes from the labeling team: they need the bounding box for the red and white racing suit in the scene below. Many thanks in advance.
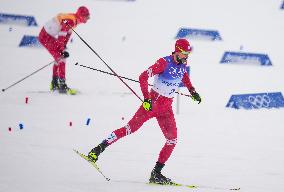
[104,55,194,164]
[38,13,77,79]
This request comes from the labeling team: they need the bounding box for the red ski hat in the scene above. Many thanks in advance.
[175,39,191,54]
[76,6,90,18]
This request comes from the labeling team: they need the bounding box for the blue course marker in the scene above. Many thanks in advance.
[19,123,24,129]
[86,118,91,126]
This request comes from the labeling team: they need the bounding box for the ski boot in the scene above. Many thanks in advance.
[88,140,108,163]
[149,162,174,185]
[50,76,59,91]
[58,78,77,95]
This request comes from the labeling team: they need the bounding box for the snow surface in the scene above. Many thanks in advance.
[1,0,284,192]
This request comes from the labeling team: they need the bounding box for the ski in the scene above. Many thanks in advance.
[74,149,240,191]
[66,88,77,95]
[110,179,187,187]
[111,179,240,190]
[50,83,78,95]
[149,181,240,190]
[185,185,240,191]
[148,181,185,187]
[148,181,239,190]
[55,88,79,95]
[73,149,110,181]
[26,89,79,95]
[57,88,78,95]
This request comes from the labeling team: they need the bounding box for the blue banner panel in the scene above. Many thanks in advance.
[226,92,284,109]
[220,51,272,66]
[0,13,38,26]
[176,28,222,41]
[19,35,42,48]
[281,1,284,9]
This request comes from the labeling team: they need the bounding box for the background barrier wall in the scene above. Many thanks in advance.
[0,13,38,27]
[226,92,284,109]
[220,51,272,66]
[176,28,222,41]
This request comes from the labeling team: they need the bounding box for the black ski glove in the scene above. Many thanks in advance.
[189,87,201,104]
[61,51,69,58]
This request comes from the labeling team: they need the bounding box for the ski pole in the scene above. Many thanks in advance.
[75,62,193,99]
[75,62,142,84]
[2,60,55,92]
[65,22,143,102]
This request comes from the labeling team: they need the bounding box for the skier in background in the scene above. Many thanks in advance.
[88,39,201,185]
[38,6,90,94]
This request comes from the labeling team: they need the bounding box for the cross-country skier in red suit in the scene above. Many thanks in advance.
[88,39,201,185]
[38,6,90,94]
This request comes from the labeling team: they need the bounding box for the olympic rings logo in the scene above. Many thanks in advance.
[248,95,271,108]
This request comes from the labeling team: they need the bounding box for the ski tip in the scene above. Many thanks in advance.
[187,185,197,188]
[75,62,78,65]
